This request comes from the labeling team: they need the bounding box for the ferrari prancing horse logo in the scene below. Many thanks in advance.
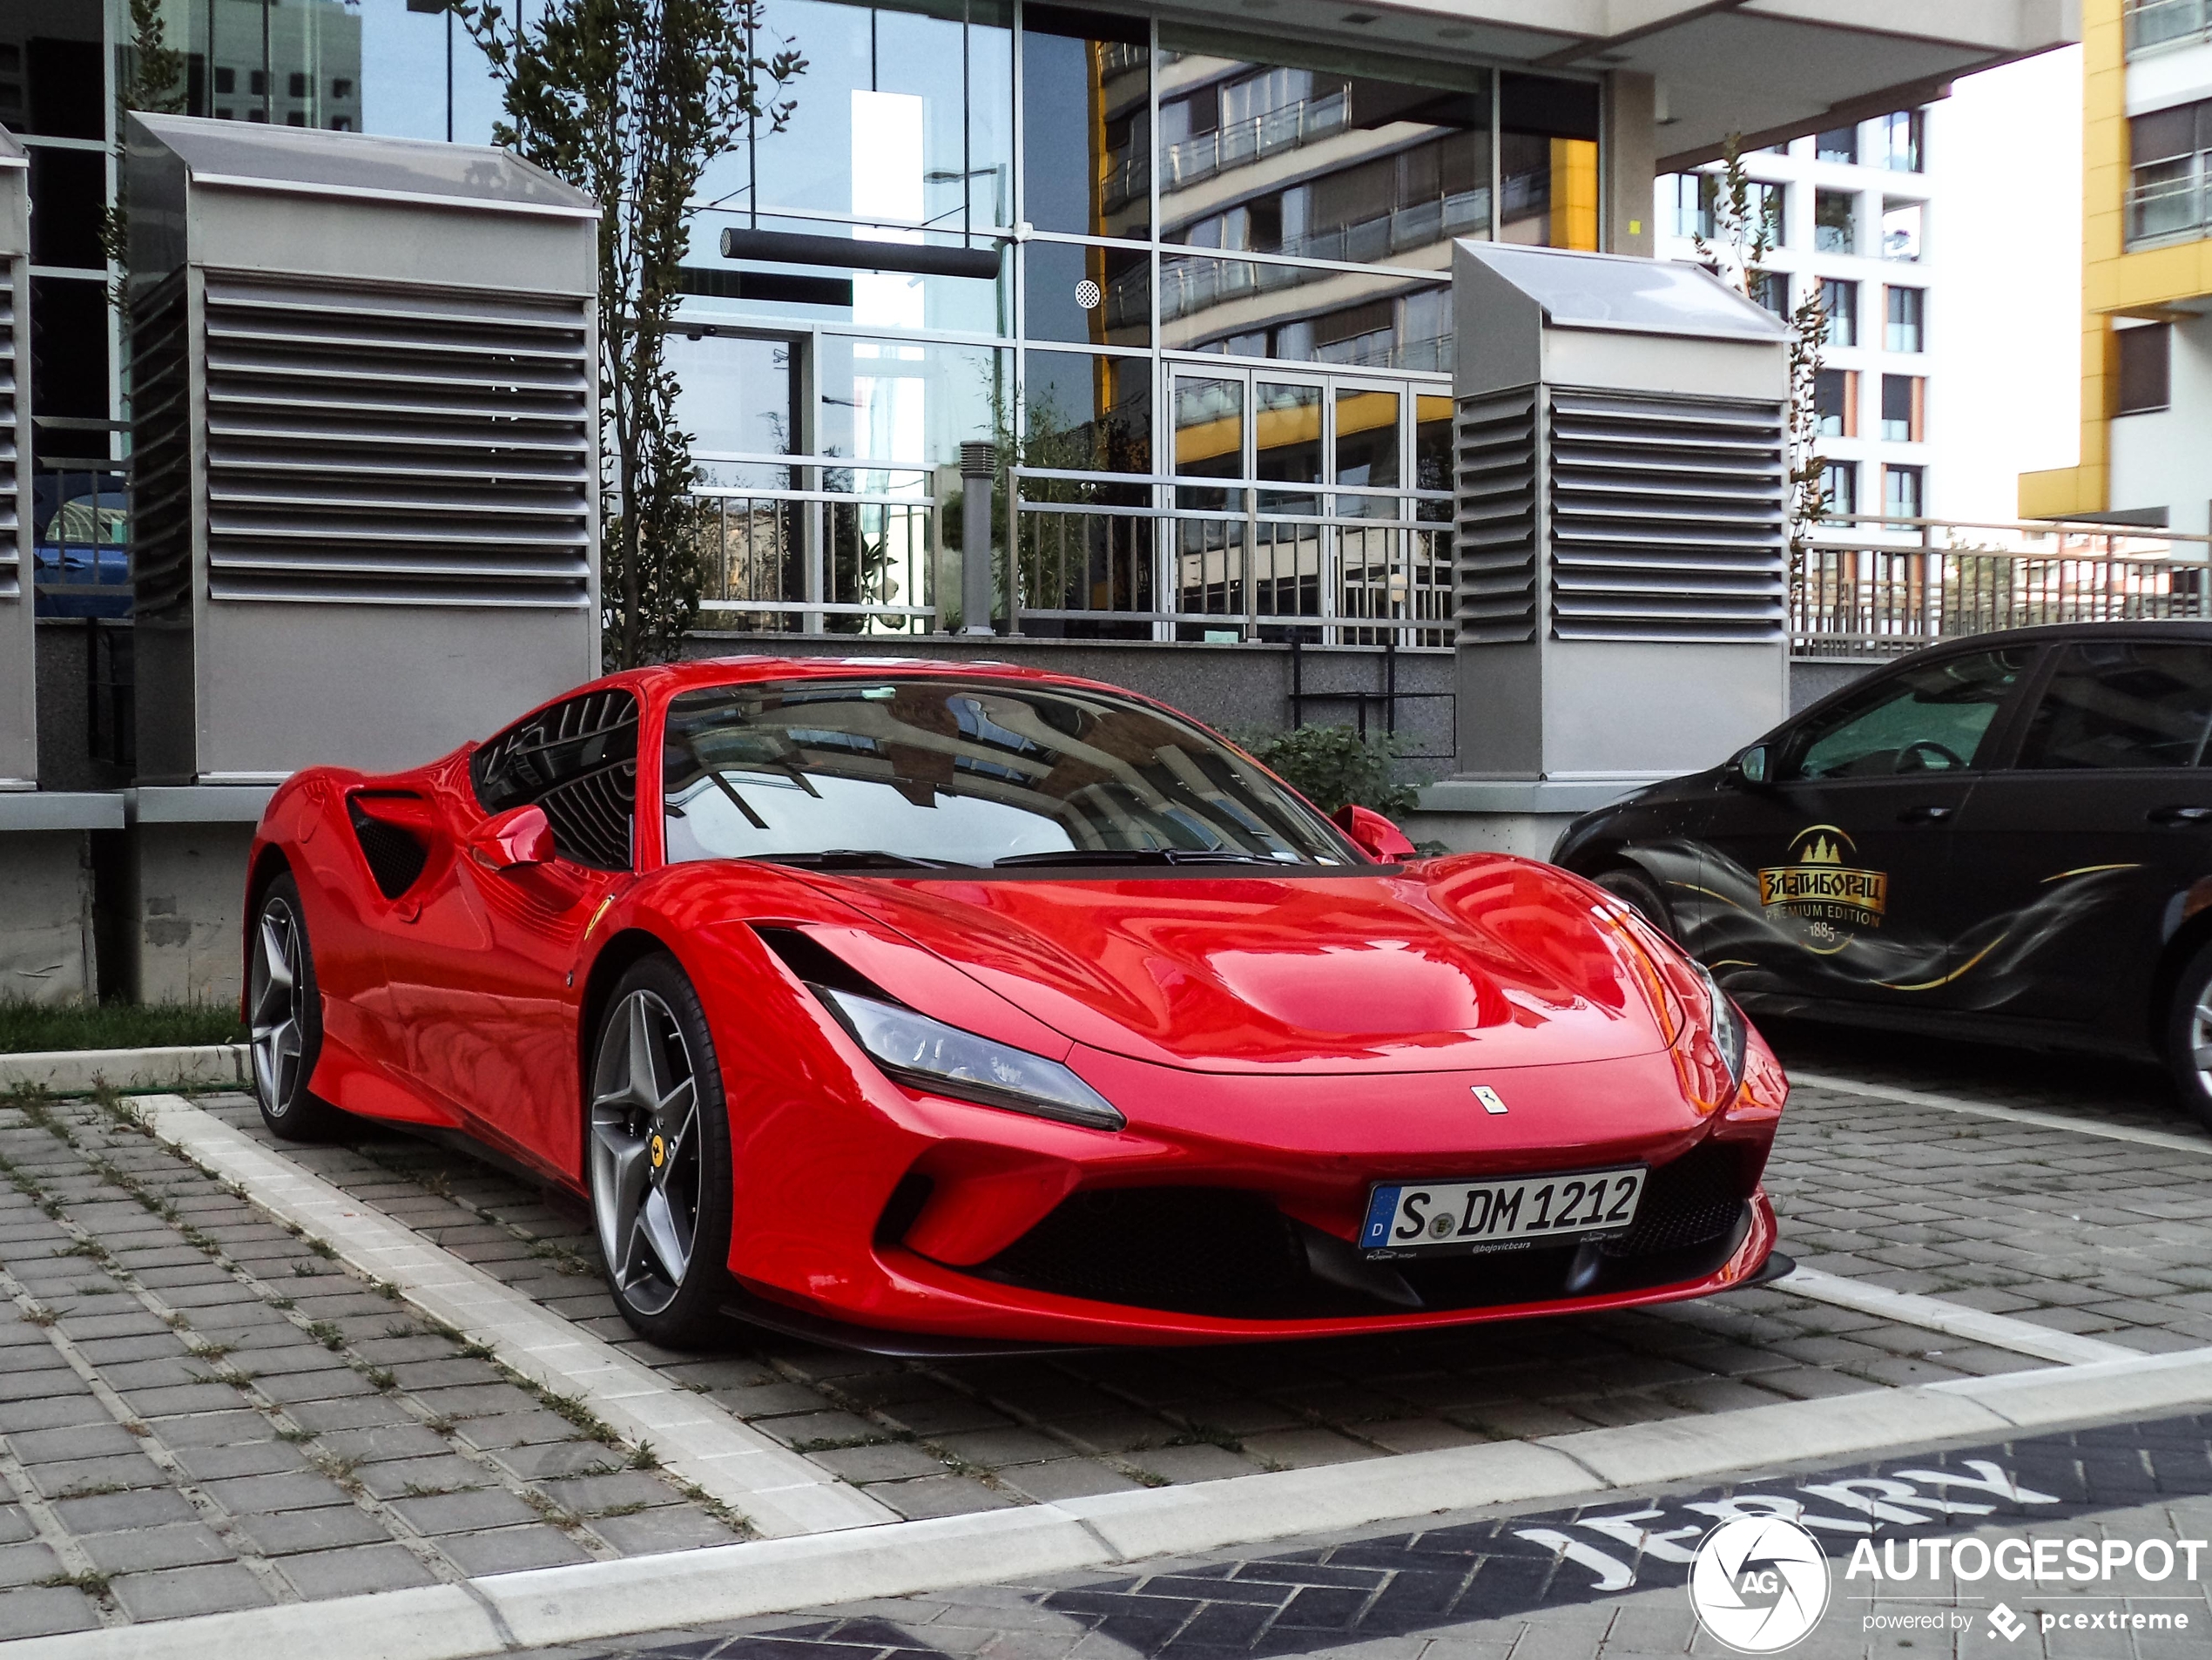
[1470,1086,1507,1116]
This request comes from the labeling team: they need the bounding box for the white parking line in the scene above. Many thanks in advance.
[1789,1069,2212,1156]
[136,1095,898,1540]
[1783,1265,2139,1366]
[24,1347,2212,1660]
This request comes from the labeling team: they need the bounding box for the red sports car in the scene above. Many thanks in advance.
[244,658,1788,1352]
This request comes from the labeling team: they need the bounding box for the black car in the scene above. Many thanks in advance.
[1552,622,2212,1122]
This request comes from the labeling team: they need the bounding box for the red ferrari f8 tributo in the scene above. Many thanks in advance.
[245,658,1788,1352]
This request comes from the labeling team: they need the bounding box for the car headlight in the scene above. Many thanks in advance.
[813,985,1125,1132]
[1694,962,1748,1091]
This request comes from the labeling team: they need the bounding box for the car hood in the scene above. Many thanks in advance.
[800,856,1669,1075]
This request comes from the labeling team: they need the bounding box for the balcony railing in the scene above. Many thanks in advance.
[1791,515,2212,658]
[2128,0,2211,53]
[1012,469,1454,646]
[689,457,939,635]
[2128,169,2210,244]
[1104,91,1351,209]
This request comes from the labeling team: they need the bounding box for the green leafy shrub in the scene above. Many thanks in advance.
[1239,725,1424,820]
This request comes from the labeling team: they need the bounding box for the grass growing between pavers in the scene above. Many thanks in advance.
[0,998,245,1055]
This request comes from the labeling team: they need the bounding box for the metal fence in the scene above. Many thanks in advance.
[1791,515,2212,658]
[2128,0,2210,52]
[690,457,939,635]
[1011,467,1454,646]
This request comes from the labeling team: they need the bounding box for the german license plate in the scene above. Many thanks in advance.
[1359,1166,1646,1258]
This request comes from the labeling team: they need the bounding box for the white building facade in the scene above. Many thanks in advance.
[1656,110,1939,523]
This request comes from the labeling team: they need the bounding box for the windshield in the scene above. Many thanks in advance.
[659,677,1352,868]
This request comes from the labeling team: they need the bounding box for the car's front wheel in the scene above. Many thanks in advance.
[2162,939,2212,1132]
[587,957,736,1347]
[1594,865,1676,942]
[248,874,342,1141]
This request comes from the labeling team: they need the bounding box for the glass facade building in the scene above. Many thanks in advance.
[10,0,1606,639]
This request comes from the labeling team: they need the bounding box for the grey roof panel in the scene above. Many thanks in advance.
[1456,241,1789,341]
[131,112,591,213]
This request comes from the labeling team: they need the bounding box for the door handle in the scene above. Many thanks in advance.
[1896,804,1954,824]
[2148,805,2212,826]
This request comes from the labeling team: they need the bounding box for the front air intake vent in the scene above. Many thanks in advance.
[199,273,593,608]
[1453,389,1539,643]
[1547,390,1787,643]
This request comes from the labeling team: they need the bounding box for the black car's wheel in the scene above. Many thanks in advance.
[2163,939,2212,1131]
[587,956,736,1347]
[1594,865,1676,941]
[248,874,342,1141]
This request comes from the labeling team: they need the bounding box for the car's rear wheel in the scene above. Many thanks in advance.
[587,957,735,1347]
[2162,939,2212,1131]
[248,874,342,1141]
[1594,865,1676,941]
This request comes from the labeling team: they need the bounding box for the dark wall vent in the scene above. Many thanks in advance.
[1453,388,1539,643]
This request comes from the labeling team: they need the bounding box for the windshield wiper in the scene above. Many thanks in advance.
[750,849,961,871]
[994,848,1288,868]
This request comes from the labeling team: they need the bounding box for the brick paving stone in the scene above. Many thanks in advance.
[435,1524,597,1576]
[387,1487,544,1535]
[587,1508,745,1554]
[228,1505,396,1556]
[52,1486,198,1534]
[0,1583,101,1639]
[108,1562,274,1620]
[198,1469,357,1514]
[275,1541,442,1598]
[355,1454,492,1501]
[79,1522,237,1573]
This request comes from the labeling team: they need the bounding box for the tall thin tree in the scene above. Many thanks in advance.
[461,0,802,666]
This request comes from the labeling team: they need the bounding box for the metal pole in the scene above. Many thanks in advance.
[960,441,996,635]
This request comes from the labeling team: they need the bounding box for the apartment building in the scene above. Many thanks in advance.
[2021,0,2212,533]
[1657,109,1938,524]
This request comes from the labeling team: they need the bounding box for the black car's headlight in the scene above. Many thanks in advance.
[1694,962,1748,1091]
[813,985,1125,1131]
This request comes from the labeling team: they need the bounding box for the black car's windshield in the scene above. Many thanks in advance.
[659,678,1351,868]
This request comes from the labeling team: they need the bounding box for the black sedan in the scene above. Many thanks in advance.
[1552,622,2212,1122]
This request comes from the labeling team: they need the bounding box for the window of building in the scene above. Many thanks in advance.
[287,71,307,98]
[1817,125,1858,165]
[1882,199,1924,260]
[1878,109,1924,172]
[1814,368,1852,437]
[1749,270,1787,315]
[1661,172,1711,239]
[1880,374,1921,442]
[1823,461,1858,518]
[1498,71,1602,250]
[2117,322,2172,414]
[1820,278,1857,346]
[2130,0,2212,52]
[2127,99,2212,241]
[1885,463,1924,519]
[249,69,266,95]
[214,66,234,93]
[2017,641,2212,770]
[1885,286,1925,353]
[1814,189,1856,253]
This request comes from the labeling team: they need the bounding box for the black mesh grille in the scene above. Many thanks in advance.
[968,1141,1757,1320]
[347,798,429,900]
[1605,1141,1747,1258]
[981,1188,1308,1317]
[471,688,639,871]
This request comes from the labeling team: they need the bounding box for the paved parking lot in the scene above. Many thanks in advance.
[3,1017,2212,1650]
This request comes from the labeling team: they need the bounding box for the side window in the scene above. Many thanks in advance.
[2015,641,2212,770]
[469,689,640,871]
[1784,648,2032,781]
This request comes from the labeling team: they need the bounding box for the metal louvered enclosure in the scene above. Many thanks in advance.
[126,114,600,786]
[0,130,30,789]
[1450,242,1791,792]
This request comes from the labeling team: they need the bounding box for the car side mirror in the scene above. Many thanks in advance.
[1332,803,1418,862]
[1733,745,1773,788]
[468,804,556,872]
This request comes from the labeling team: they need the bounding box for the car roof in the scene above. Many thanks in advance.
[628,653,1147,701]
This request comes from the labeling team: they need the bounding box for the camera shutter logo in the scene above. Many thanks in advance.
[1688,1516,1831,1653]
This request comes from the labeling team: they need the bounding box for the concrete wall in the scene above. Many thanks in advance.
[123,821,256,1007]
[2108,313,2212,535]
[0,832,96,1003]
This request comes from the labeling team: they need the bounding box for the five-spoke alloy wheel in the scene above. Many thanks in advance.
[2166,938,2212,1133]
[588,958,734,1344]
[249,873,340,1139]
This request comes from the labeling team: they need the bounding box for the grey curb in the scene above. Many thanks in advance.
[18,1351,2212,1660]
[0,1045,249,1095]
